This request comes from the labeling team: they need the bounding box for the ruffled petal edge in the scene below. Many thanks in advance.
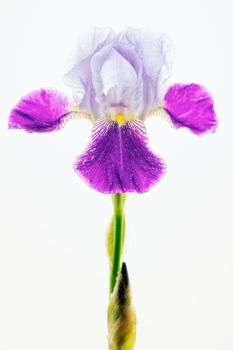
[164,83,218,135]
[9,89,71,133]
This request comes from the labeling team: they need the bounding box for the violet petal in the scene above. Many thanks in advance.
[9,89,70,132]
[75,120,165,194]
[164,83,218,135]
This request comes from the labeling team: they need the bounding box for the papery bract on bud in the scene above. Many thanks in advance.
[108,263,136,350]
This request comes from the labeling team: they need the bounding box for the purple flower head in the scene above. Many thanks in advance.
[9,28,218,194]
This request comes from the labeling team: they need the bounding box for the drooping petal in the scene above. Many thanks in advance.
[164,83,218,135]
[9,89,70,132]
[75,120,165,194]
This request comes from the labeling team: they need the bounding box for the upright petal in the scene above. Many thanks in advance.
[101,49,138,111]
[113,42,153,118]
[164,83,218,135]
[69,27,116,68]
[64,28,173,120]
[119,28,173,107]
[75,120,165,194]
[64,28,116,117]
[100,43,153,119]
[9,89,70,132]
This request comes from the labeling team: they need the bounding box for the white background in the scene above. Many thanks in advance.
[0,0,232,349]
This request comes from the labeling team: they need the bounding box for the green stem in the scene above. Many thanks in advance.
[110,193,127,294]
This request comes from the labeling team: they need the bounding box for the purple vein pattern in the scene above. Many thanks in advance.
[9,89,70,132]
[75,120,165,193]
[8,28,218,194]
[164,83,218,135]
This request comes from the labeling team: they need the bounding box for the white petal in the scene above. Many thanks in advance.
[119,28,173,106]
[64,27,115,102]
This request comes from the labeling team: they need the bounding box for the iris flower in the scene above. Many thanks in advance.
[9,28,217,194]
[9,28,218,350]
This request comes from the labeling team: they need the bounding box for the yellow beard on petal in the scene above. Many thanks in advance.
[115,113,134,125]
[115,113,126,125]
[70,104,79,112]
[69,104,93,121]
